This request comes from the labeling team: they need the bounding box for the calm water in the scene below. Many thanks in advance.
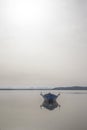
[0,90,87,130]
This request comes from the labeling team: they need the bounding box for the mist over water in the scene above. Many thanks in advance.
[0,90,87,130]
[0,0,87,87]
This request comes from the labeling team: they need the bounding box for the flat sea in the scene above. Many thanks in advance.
[0,90,87,130]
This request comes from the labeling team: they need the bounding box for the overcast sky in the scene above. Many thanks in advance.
[0,0,87,88]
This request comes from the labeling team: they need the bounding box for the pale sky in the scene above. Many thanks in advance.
[0,0,87,88]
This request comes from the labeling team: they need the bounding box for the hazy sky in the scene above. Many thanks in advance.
[0,0,87,87]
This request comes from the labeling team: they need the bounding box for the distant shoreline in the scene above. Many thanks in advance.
[0,86,87,90]
[52,86,87,90]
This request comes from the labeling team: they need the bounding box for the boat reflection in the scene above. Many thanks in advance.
[40,92,61,110]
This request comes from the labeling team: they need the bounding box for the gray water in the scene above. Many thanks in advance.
[0,90,87,130]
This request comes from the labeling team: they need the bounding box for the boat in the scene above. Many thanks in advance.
[40,92,60,102]
[40,92,60,110]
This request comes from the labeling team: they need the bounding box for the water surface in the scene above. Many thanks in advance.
[0,90,87,130]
